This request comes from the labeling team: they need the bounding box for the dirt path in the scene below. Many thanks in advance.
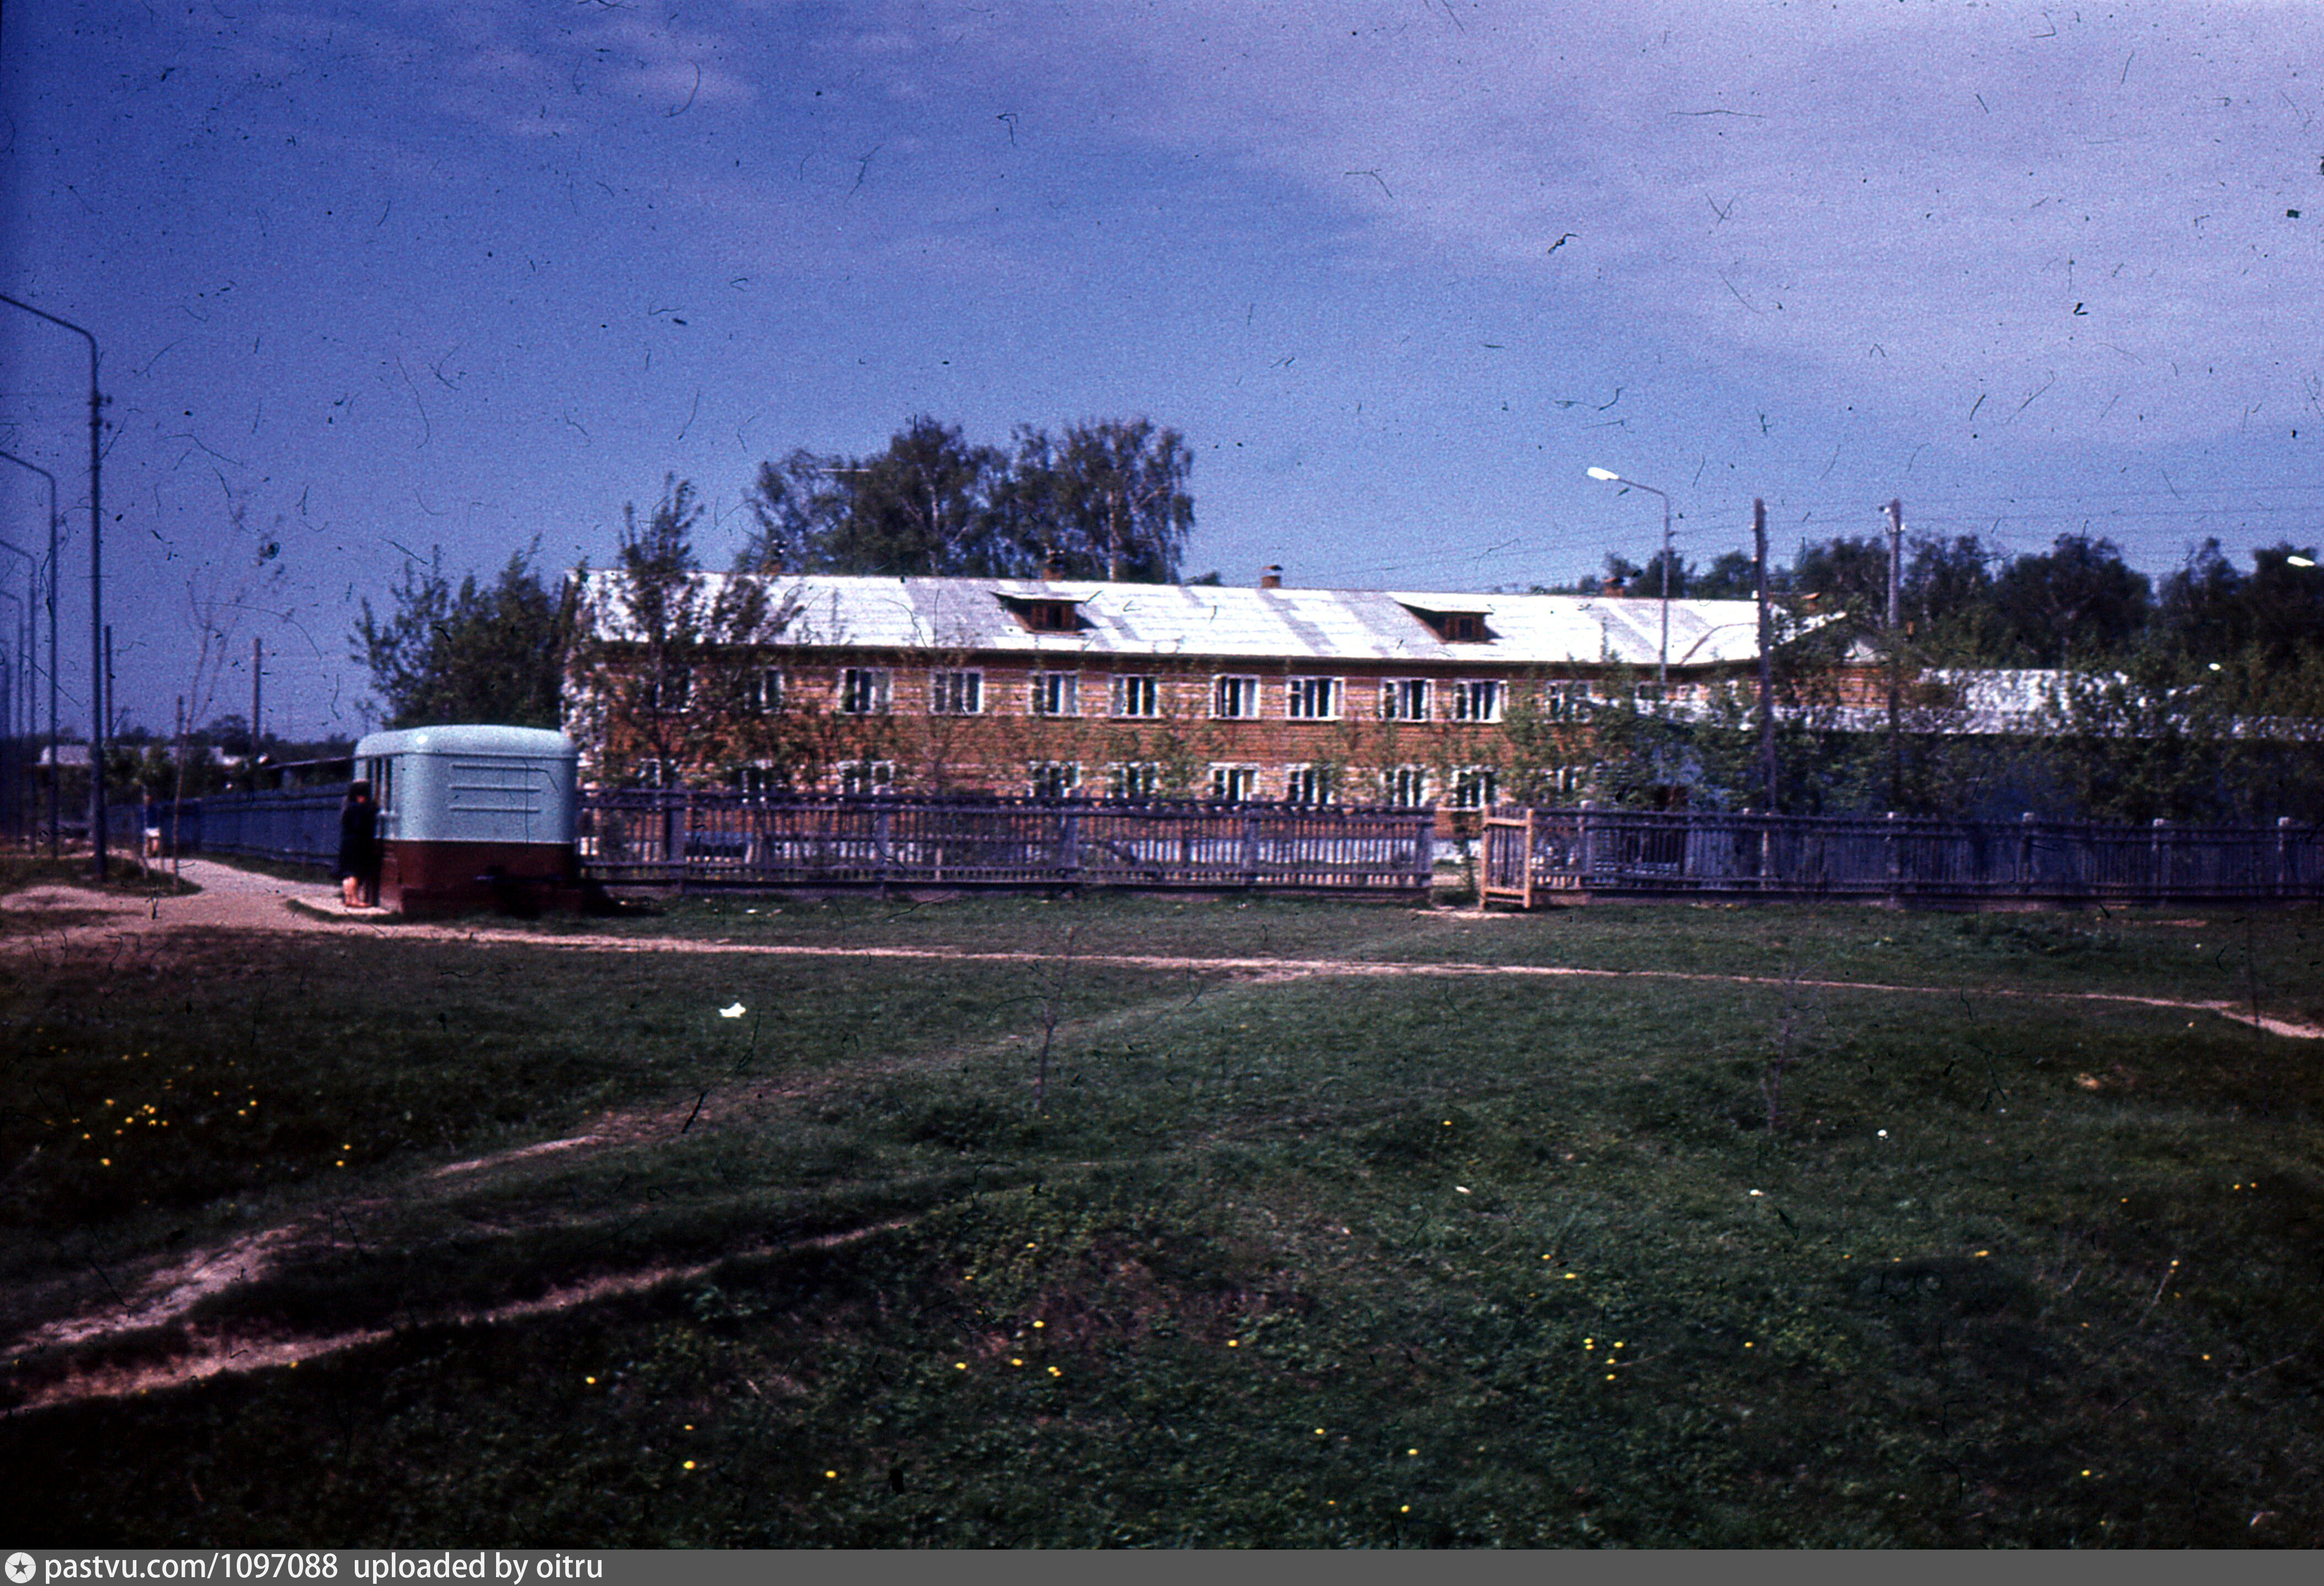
[12,860,2319,1041]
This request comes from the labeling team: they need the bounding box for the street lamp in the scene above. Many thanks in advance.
[0,450,60,854]
[0,294,105,877]
[1587,467,1675,698]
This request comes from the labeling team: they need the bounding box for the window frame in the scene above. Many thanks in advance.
[1105,762,1163,801]
[1379,678,1431,722]
[1450,678,1504,723]
[928,668,984,716]
[1110,673,1161,719]
[1285,675,1342,721]
[1450,765,1500,809]
[838,667,892,716]
[1212,674,1262,720]
[837,758,895,796]
[1030,670,1082,719]
[1207,763,1260,803]
[1027,759,1084,799]
[1282,763,1339,805]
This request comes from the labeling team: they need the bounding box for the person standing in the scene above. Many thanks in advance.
[338,779,382,909]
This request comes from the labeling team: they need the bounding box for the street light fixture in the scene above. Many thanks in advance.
[1587,467,1675,698]
[0,294,105,878]
[0,450,61,854]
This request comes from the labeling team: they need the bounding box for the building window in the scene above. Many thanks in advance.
[1208,764,1259,803]
[929,669,983,716]
[838,759,894,796]
[1111,674,1160,719]
[1286,676,1342,720]
[1004,596,1083,632]
[1283,764,1338,805]
[840,667,891,715]
[1451,765,1499,808]
[1106,762,1162,801]
[1451,679,1502,723]
[1543,680,1591,721]
[1386,765,1430,808]
[744,668,786,713]
[1213,675,1261,719]
[648,667,693,714]
[1031,671,1080,717]
[1028,760,1082,799]
[735,763,789,796]
[635,758,673,789]
[1379,679,1431,721]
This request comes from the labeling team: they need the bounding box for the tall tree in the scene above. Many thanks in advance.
[744,417,1006,577]
[1988,534,2151,666]
[743,414,1195,582]
[569,476,797,785]
[1006,418,1195,582]
[353,541,571,729]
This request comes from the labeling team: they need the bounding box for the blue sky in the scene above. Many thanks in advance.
[3,0,2321,737]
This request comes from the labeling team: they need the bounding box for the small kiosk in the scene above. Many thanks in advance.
[353,725,583,916]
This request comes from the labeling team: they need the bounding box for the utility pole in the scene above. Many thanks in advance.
[1755,498,1776,812]
[1,453,61,857]
[251,634,263,787]
[1886,498,1904,810]
[0,295,104,879]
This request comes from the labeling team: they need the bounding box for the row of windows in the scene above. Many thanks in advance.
[711,759,1509,807]
[649,668,1613,722]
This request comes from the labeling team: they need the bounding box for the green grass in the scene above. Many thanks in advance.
[2,888,2320,1546]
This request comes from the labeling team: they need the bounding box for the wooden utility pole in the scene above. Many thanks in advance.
[1886,498,1904,809]
[1755,497,1775,811]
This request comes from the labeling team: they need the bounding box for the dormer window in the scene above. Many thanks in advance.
[1000,594,1085,633]
[1398,602,1495,643]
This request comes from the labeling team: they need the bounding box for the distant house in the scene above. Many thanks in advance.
[564,567,1774,808]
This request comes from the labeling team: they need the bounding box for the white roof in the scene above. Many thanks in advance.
[575,572,1767,670]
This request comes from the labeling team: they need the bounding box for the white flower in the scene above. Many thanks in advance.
[719,1003,747,1019]
[1877,1129,1889,1138]
[1748,1189,1763,1197]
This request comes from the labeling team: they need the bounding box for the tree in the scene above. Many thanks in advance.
[743,414,1196,582]
[743,417,1007,577]
[1004,418,1195,582]
[353,541,570,729]
[569,476,798,786]
[1988,534,2151,666]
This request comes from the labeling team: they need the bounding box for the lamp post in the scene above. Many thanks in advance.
[0,450,60,854]
[0,294,104,877]
[1587,467,1675,699]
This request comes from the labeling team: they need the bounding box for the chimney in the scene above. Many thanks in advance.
[1259,565,1283,590]
[1043,550,1067,582]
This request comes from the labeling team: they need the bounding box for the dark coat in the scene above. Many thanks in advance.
[336,792,381,880]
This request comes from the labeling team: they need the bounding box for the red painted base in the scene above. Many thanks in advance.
[381,840,584,918]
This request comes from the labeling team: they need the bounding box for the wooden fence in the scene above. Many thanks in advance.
[1480,806,2324,907]
[579,792,1438,895]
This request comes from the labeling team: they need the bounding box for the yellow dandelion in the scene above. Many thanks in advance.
[683,1461,696,1471]
[585,1376,596,1385]
[1401,1505,1411,1514]
[1744,1342,1754,1348]
[1048,1366,1061,1377]
[100,1158,110,1166]
[1563,1272,1578,1280]
[1032,1320,1044,1329]
[1606,1374,1616,1381]
[1227,1339,1239,1348]
[1010,1358,1023,1367]
[1315,1427,1326,1436]
[825,1470,838,1479]
[1407,1449,1418,1457]
[955,1363,967,1371]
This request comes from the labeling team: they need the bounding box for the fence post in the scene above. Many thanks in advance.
[1060,805,1081,887]
[875,803,893,894]
[2151,817,2168,902]
[1577,800,1595,891]
[1241,808,1259,888]
[2018,812,2035,898]
[2282,815,2296,900]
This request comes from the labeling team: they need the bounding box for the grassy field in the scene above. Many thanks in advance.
[2,873,2320,1547]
